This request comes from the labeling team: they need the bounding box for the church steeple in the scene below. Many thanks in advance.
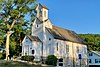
[35,4,48,21]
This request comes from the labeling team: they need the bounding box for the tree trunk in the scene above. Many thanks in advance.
[6,31,11,60]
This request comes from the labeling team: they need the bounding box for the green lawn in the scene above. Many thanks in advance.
[0,60,53,67]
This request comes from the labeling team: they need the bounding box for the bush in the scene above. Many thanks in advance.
[21,56,34,62]
[0,52,6,59]
[0,53,2,59]
[46,55,58,66]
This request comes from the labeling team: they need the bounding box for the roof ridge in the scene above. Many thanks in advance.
[89,50,100,56]
[39,3,48,10]
[53,25,73,32]
[52,25,86,44]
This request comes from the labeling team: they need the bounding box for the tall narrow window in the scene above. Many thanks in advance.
[66,45,69,53]
[57,43,58,51]
[84,47,87,54]
[49,44,52,54]
[44,11,46,17]
[39,10,42,18]
[76,46,79,53]
[37,25,38,27]
[42,44,43,55]
[59,58,63,66]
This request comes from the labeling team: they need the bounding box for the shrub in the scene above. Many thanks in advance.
[21,56,34,62]
[0,53,2,59]
[0,52,6,59]
[46,55,58,66]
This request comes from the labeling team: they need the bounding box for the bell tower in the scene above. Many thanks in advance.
[35,4,48,21]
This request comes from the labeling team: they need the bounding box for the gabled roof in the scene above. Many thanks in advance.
[36,17,43,24]
[28,35,42,42]
[46,27,67,40]
[39,4,48,10]
[89,51,100,56]
[46,25,86,44]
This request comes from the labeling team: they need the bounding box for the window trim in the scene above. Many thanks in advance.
[66,45,69,53]
[44,11,46,17]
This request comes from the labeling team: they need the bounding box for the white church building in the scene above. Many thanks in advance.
[22,4,88,67]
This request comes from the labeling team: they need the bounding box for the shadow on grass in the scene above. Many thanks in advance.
[0,60,54,67]
[0,61,46,67]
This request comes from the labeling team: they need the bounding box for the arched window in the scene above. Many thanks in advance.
[32,50,34,54]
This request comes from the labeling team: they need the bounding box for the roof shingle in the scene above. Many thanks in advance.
[28,35,42,42]
[46,25,86,44]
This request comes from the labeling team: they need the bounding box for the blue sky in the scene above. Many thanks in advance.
[39,0,100,34]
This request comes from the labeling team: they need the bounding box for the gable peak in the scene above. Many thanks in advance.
[39,4,48,10]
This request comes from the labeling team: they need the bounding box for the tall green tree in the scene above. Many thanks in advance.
[0,20,6,47]
[0,0,37,60]
[78,34,100,51]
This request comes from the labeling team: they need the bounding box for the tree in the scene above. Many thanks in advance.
[0,0,37,60]
[78,34,100,51]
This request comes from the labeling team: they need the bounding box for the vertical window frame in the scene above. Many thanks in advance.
[76,46,79,53]
[44,11,46,17]
[32,50,34,54]
[66,45,69,53]
[57,43,58,51]
[39,10,42,18]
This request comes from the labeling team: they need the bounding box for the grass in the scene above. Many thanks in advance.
[0,60,53,67]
